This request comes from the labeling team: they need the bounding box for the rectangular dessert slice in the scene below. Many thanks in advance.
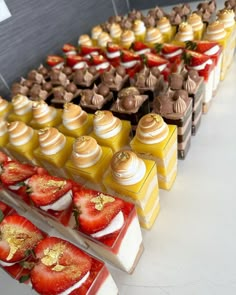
[130,115,178,190]
[72,186,144,273]
[103,150,160,229]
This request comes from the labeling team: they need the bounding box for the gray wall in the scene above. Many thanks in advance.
[0,0,128,99]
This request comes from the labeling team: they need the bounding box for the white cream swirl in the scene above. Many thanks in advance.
[93,110,122,139]
[133,20,146,35]
[71,136,102,168]
[145,27,163,43]
[97,32,112,48]
[157,17,172,33]
[38,127,66,155]
[217,9,235,29]
[175,23,194,42]
[111,150,146,185]
[8,121,34,146]
[11,94,32,115]
[136,113,169,144]
[62,103,88,130]
[110,23,122,39]
[187,13,204,31]
[32,100,57,124]
[205,21,227,41]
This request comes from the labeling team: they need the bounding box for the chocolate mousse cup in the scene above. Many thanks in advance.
[153,89,192,159]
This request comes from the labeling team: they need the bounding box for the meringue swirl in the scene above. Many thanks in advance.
[32,100,57,124]
[62,103,88,130]
[38,127,66,155]
[136,114,169,144]
[12,94,32,115]
[93,110,122,139]
[0,118,8,136]
[0,97,10,112]
[8,121,34,146]
[71,135,102,168]
[145,27,163,43]
[110,150,146,185]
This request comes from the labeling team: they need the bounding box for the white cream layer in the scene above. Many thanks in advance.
[91,211,124,238]
[40,190,72,211]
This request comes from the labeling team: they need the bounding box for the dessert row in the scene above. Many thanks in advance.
[0,200,119,294]
[0,106,176,228]
[0,152,143,274]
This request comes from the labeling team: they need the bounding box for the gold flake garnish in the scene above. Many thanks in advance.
[91,193,115,211]
[150,114,161,124]
[38,127,49,135]
[117,151,130,161]
[1,225,34,261]
[41,243,65,272]
[94,110,104,117]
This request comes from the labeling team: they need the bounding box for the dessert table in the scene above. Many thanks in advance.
[1,0,236,294]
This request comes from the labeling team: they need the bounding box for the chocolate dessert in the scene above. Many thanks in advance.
[153,88,192,159]
[29,84,49,101]
[79,83,113,113]
[101,65,129,98]
[50,85,80,108]
[110,86,149,128]
[130,66,166,102]
[73,66,100,89]
[49,68,70,87]
[11,82,29,97]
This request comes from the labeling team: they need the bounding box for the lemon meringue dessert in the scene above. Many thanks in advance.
[33,127,74,177]
[130,113,177,190]
[65,135,113,191]
[89,110,131,153]
[103,150,160,229]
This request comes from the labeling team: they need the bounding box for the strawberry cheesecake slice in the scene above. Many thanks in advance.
[30,236,118,295]
[26,174,85,247]
[120,49,141,77]
[72,186,143,273]
[185,40,223,94]
[155,43,184,73]
[183,49,214,113]
[66,54,88,70]
[105,42,122,67]
[0,213,44,281]
[62,43,77,56]
[0,160,46,209]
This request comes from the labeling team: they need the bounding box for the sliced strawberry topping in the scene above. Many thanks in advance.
[0,161,37,186]
[121,49,140,62]
[90,54,109,65]
[0,214,44,263]
[155,43,183,55]
[73,188,124,235]
[0,151,9,165]
[66,55,86,67]
[131,41,150,52]
[185,40,219,54]
[31,236,92,295]
[79,44,101,56]
[62,43,77,53]
[28,174,73,207]
[141,52,169,69]
[46,55,64,67]
[183,50,211,67]
[106,42,122,53]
